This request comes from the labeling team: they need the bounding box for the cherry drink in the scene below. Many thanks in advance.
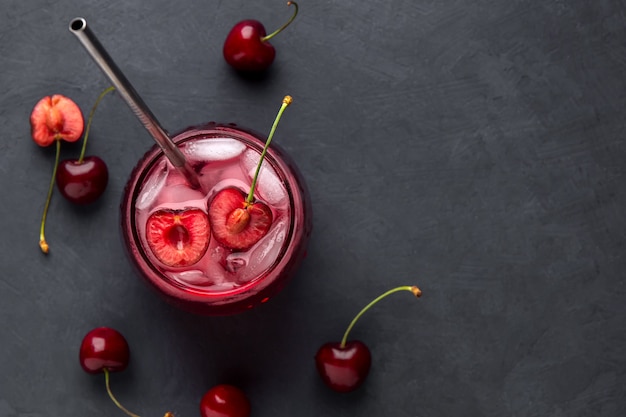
[121,123,312,315]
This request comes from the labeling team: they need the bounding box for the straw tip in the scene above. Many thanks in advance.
[69,17,86,32]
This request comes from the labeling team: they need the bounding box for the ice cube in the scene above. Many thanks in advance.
[234,219,287,283]
[240,148,260,174]
[184,138,246,162]
[156,184,206,206]
[254,167,288,207]
[240,149,288,206]
[136,160,168,210]
[167,269,213,286]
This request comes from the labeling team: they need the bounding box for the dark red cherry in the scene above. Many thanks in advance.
[200,384,251,417]
[223,20,275,72]
[315,286,422,392]
[56,155,108,204]
[223,2,298,72]
[79,327,129,374]
[315,341,372,393]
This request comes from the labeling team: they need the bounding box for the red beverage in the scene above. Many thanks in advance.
[121,123,312,315]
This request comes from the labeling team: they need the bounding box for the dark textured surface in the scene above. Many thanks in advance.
[1,0,625,416]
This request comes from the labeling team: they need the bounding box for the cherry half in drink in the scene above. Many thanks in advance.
[121,123,311,315]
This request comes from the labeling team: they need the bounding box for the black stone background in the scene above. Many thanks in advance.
[1,1,625,416]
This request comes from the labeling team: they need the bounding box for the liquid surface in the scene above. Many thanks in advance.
[134,137,291,292]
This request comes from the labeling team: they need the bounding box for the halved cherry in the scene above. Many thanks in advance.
[30,94,84,147]
[146,208,210,267]
[208,96,292,251]
[208,187,273,251]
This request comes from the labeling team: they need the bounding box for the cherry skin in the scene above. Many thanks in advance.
[79,327,130,374]
[200,384,251,417]
[56,155,109,204]
[315,341,372,393]
[223,20,275,72]
[223,2,298,72]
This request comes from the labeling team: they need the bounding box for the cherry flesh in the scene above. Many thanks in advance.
[200,384,251,417]
[223,2,298,72]
[208,187,272,251]
[315,286,422,392]
[30,94,84,147]
[56,155,109,204]
[146,208,211,267]
[79,327,130,374]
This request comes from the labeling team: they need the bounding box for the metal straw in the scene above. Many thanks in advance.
[69,17,200,189]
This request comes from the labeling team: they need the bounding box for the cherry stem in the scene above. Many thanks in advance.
[39,139,61,254]
[246,95,293,204]
[103,368,142,417]
[78,86,115,163]
[261,1,299,42]
[340,285,422,348]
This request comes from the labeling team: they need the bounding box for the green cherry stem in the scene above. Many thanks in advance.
[78,86,115,163]
[340,285,422,348]
[103,368,142,417]
[246,95,293,204]
[39,139,62,254]
[261,1,299,42]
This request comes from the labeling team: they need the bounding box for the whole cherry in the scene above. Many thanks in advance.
[200,384,251,417]
[223,2,298,72]
[79,327,174,417]
[30,93,84,253]
[315,340,372,394]
[315,285,422,393]
[79,326,130,374]
[208,95,292,251]
[56,86,114,204]
[57,156,109,204]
